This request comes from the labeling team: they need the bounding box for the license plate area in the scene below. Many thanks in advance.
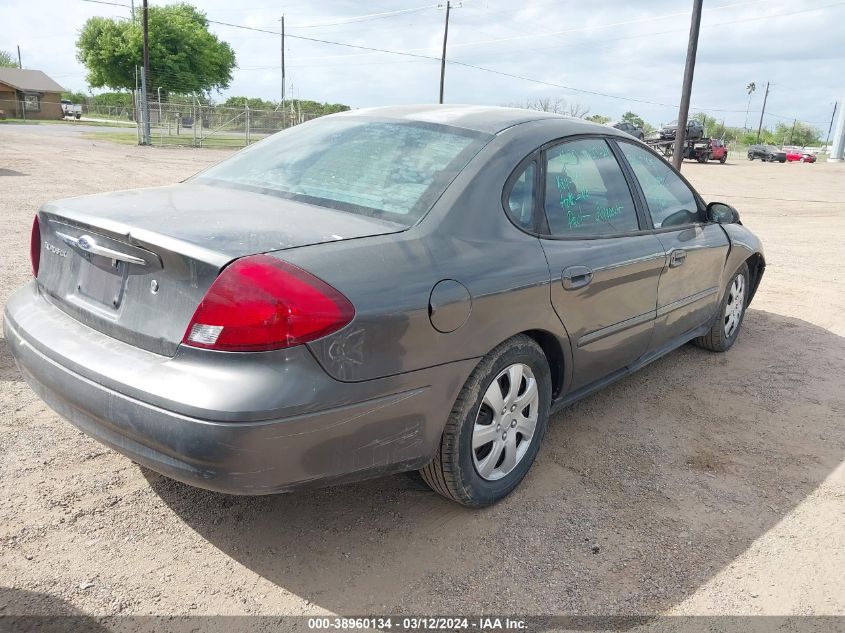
[76,254,128,310]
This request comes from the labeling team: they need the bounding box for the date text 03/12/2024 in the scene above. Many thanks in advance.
[307,616,528,630]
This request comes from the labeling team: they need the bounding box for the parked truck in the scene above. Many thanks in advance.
[60,100,82,120]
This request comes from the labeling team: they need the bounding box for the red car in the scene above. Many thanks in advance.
[708,139,728,163]
[783,147,816,163]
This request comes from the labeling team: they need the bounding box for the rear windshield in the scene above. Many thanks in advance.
[193,117,491,226]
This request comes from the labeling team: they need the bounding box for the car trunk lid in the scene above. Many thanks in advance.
[35,183,405,356]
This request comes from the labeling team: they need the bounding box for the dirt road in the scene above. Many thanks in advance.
[1,126,843,618]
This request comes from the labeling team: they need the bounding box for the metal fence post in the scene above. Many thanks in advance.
[245,104,251,146]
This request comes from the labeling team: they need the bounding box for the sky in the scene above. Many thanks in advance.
[3,0,844,131]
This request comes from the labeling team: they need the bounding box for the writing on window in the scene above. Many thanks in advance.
[543,139,638,237]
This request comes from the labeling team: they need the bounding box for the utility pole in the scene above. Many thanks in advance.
[825,101,838,149]
[140,0,151,144]
[280,15,286,107]
[16,45,22,68]
[788,118,797,146]
[439,1,451,104]
[672,0,703,170]
[755,81,770,144]
[829,94,845,162]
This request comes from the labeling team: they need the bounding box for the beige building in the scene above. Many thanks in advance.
[0,68,65,120]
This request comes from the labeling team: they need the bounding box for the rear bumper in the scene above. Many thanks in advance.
[5,283,476,494]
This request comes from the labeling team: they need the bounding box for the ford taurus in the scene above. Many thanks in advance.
[5,105,765,507]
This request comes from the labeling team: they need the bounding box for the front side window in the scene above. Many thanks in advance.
[543,138,639,237]
[618,142,700,228]
[194,118,491,226]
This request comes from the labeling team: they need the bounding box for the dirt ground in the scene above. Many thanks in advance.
[1,125,843,620]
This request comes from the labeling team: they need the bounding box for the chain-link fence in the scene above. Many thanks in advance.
[0,96,321,148]
[138,100,321,148]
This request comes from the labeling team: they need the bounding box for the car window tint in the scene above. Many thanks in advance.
[618,142,700,228]
[506,161,536,230]
[194,119,491,226]
[543,139,639,236]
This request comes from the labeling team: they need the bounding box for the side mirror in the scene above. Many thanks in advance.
[706,201,740,224]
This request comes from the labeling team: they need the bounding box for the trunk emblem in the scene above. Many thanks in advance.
[44,241,68,258]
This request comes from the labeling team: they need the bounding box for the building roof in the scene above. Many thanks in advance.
[0,68,65,93]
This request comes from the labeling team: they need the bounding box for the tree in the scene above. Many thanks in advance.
[621,111,646,129]
[744,82,756,129]
[521,97,590,118]
[775,121,820,147]
[586,114,611,124]
[0,50,18,68]
[76,3,236,96]
[223,96,277,110]
[62,90,90,104]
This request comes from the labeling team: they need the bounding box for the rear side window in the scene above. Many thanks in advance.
[543,139,639,237]
[618,142,701,228]
[505,161,536,230]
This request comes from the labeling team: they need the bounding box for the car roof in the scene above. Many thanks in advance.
[332,104,618,136]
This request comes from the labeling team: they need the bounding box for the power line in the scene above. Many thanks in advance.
[77,0,838,118]
[390,0,845,57]
[425,0,772,53]
[287,4,439,29]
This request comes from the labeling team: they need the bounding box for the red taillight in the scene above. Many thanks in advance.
[30,215,41,277]
[182,254,354,352]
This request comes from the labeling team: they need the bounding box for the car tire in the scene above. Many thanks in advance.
[747,154,754,160]
[419,335,552,507]
[697,153,708,163]
[693,263,750,353]
[719,155,727,164]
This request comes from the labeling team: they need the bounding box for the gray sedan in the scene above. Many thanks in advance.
[5,105,765,507]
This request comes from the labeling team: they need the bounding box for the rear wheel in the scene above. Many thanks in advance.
[693,263,749,352]
[419,335,552,507]
[719,154,727,164]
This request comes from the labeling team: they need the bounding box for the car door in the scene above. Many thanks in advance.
[615,140,730,352]
[528,137,666,392]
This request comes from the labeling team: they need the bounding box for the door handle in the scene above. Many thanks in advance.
[562,266,593,290]
[669,249,687,268]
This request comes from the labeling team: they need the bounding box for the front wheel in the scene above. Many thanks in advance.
[693,263,749,352]
[419,335,552,507]
[719,154,727,164]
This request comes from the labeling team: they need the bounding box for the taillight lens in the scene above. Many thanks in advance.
[30,215,41,277]
[182,254,354,352]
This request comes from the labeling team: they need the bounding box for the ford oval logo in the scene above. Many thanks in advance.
[77,236,92,251]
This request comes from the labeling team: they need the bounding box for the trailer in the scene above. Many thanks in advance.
[645,137,727,163]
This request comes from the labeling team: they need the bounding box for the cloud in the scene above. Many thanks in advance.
[2,0,842,127]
